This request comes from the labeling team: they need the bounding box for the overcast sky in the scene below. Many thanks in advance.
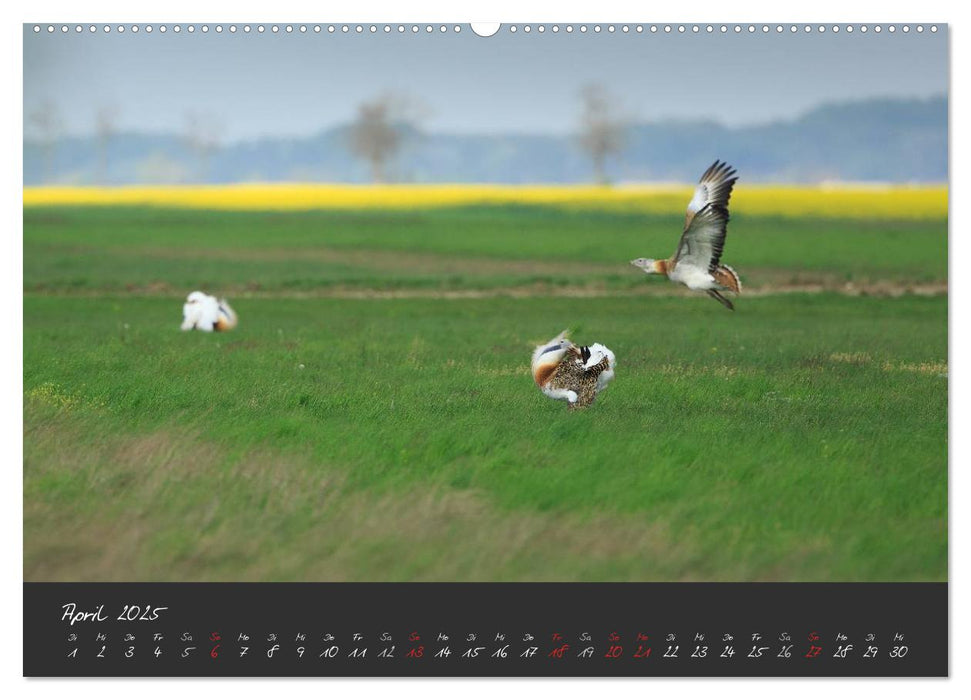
[23,23,948,142]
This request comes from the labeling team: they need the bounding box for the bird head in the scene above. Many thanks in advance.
[630,258,657,273]
[186,290,207,304]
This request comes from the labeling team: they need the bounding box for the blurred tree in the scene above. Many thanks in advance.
[95,105,119,185]
[27,100,62,184]
[183,112,224,183]
[578,84,628,185]
[347,93,425,183]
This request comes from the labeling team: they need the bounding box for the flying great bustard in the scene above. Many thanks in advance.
[531,331,616,409]
[631,160,742,310]
[181,291,238,332]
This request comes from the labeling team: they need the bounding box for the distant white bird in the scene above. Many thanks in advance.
[181,291,238,332]
[531,331,616,409]
[631,160,742,309]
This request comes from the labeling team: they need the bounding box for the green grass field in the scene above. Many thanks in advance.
[23,204,947,581]
[25,207,946,293]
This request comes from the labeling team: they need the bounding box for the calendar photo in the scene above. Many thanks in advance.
[21,21,948,677]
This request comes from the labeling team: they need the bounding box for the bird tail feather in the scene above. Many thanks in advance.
[713,264,742,293]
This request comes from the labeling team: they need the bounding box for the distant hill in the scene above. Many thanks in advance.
[23,96,947,185]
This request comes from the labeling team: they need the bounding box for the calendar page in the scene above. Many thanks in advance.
[21,20,948,678]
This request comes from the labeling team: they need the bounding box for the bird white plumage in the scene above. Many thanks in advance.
[585,342,616,394]
[181,291,238,332]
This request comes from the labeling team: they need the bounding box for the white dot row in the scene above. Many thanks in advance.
[32,24,465,34]
[508,24,938,34]
[32,23,940,35]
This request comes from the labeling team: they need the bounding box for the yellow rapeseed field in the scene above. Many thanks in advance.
[23,183,948,220]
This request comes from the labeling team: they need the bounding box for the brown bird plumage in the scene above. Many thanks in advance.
[544,347,612,410]
[531,332,616,410]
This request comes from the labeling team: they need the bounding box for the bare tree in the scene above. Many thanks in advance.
[347,93,424,183]
[95,105,119,184]
[27,100,62,184]
[183,112,224,183]
[577,84,628,185]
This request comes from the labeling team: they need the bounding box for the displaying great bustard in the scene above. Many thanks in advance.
[531,331,616,409]
[631,160,742,310]
[181,291,238,332]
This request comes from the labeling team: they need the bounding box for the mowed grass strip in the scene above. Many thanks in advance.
[24,294,947,581]
[24,206,946,294]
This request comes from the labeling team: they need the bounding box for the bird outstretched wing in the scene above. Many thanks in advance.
[674,160,738,271]
[674,204,730,273]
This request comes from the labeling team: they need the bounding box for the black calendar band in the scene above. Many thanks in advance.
[24,582,947,677]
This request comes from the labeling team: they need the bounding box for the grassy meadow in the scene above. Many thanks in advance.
[23,186,948,581]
